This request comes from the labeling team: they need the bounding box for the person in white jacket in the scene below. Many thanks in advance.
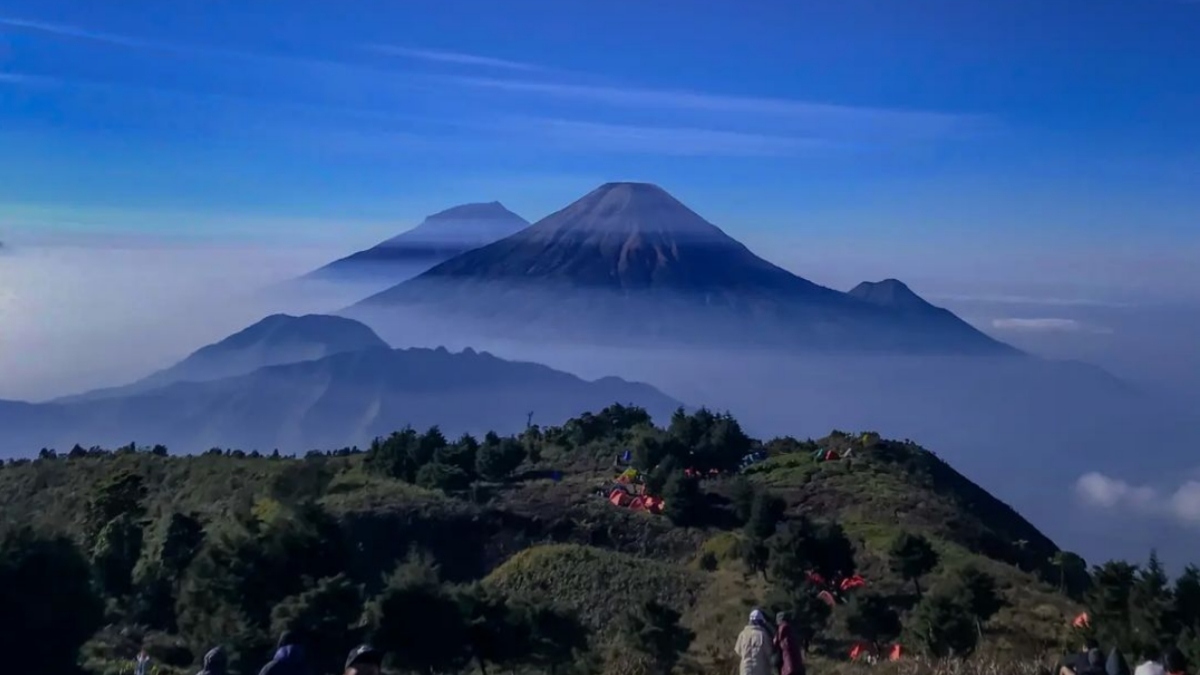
[1133,647,1165,675]
[735,609,775,675]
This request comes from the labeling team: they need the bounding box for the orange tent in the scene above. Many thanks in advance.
[889,644,903,661]
[817,590,836,607]
[1072,612,1091,628]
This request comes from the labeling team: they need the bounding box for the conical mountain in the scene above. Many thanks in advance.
[374,182,839,300]
[350,183,1015,356]
[306,201,529,284]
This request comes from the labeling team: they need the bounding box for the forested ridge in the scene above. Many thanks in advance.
[2,405,1197,675]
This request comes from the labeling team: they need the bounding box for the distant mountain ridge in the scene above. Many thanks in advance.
[60,314,388,402]
[306,202,530,284]
[349,182,1016,356]
[4,317,682,455]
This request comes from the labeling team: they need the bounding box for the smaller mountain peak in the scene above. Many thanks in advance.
[426,201,521,222]
[596,181,668,193]
[849,279,930,309]
[220,314,387,350]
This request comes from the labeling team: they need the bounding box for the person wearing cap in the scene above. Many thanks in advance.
[344,645,384,675]
[735,609,775,675]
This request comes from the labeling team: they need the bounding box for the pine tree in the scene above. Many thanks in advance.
[889,532,939,600]
[1130,551,1175,656]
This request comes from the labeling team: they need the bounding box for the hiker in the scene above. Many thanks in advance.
[773,612,805,675]
[735,609,775,675]
[1061,639,1104,675]
[1108,648,1132,675]
[1163,648,1189,675]
[197,647,228,675]
[344,645,384,675]
[135,649,151,675]
[259,631,312,675]
[1134,647,1165,675]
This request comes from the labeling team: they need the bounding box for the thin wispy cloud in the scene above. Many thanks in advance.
[0,16,152,48]
[518,118,831,158]
[991,317,1113,334]
[928,293,1133,308]
[446,76,986,138]
[367,44,544,72]
[0,71,62,87]
[0,15,380,79]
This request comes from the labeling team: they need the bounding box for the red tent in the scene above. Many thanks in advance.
[840,575,866,591]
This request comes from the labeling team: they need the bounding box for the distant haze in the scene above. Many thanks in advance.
[2,238,1199,568]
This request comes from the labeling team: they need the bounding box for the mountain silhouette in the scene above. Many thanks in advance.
[349,182,1015,356]
[306,202,530,284]
[849,279,932,310]
[1,346,682,454]
[60,313,389,402]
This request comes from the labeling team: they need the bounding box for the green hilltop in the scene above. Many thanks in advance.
[1,405,1197,675]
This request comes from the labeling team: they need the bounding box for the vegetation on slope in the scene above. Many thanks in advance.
[0,405,1196,675]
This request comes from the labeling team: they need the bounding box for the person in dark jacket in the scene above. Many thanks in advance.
[1062,639,1103,675]
[197,647,228,675]
[344,645,384,675]
[1107,648,1132,675]
[1163,647,1189,675]
[1079,649,1109,675]
[259,631,313,675]
[773,612,805,675]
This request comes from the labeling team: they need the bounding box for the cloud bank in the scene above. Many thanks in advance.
[0,243,338,401]
[991,317,1113,334]
[1076,471,1200,527]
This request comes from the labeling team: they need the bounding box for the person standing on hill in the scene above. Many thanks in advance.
[343,645,384,675]
[196,647,228,675]
[735,609,775,675]
[1061,639,1104,675]
[1134,647,1165,675]
[1163,648,1189,675]
[259,631,313,675]
[1108,648,1132,675]
[773,612,805,675]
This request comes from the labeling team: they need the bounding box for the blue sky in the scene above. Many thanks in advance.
[1,0,1198,272]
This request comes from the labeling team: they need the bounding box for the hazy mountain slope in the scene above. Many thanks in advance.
[349,182,1014,356]
[305,202,530,284]
[60,314,389,402]
[2,347,682,455]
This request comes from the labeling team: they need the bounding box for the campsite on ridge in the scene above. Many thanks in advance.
[5,404,1191,675]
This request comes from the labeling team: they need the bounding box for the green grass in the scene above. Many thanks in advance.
[484,544,703,637]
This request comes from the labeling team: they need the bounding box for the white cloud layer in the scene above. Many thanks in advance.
[1076,471,1200,527]
[991,317,1113,334]
[0,243,340,401]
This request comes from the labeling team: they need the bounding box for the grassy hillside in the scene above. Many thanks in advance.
[0,407,1155,675]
